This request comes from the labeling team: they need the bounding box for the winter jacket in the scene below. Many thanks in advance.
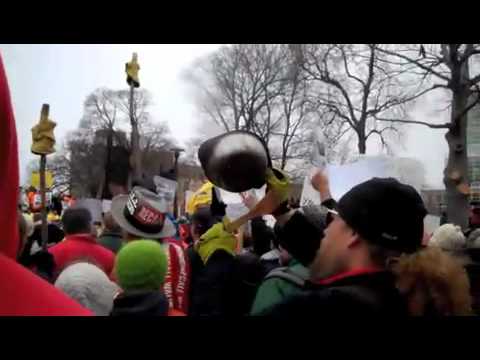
[232,251,266,315]
[189,249,237,316]
[187,245,204,314]
[48,234,115,279]
[251,217,275,257]
[98,231,124,254]
[111,290,170,316]
[263,270,408,317]
[251,259,308,315]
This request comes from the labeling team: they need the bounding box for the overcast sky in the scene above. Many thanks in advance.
[0,44,449,188]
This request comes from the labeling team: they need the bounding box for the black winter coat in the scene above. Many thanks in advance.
[263,271,409,317]
[189,249,237,316]
[250,217,275,257]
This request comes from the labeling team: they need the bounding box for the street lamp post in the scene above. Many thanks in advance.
[171,147,184,218]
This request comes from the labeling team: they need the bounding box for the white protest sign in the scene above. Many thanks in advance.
[300,169,321,207]
[75,198,103,224]
[300,156,424,206]
[102,199,112,214]
[153,176,178,212]
[300,157,392,206]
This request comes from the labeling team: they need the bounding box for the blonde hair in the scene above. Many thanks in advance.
[392,247,472,316]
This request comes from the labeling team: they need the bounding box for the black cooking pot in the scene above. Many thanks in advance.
[198,131,272,193]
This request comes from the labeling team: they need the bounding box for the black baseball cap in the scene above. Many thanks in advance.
[336,178,427,254]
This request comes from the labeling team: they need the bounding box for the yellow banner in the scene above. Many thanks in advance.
[31,171,53,189]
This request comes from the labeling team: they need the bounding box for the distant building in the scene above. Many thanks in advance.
[467,101,480,202]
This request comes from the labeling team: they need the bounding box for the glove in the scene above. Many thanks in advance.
[265,168,291,204]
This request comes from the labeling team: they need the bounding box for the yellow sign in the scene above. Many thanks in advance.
[31,171,53,189]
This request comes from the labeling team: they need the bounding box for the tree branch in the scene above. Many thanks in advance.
[376,46,451,83]
[375,117,451,129]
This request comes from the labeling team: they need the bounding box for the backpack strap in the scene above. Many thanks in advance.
[264,266,307,287]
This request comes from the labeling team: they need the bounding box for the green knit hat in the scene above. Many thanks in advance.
[115,239,168,291]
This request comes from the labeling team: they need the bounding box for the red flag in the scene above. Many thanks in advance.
[0,53,92,315]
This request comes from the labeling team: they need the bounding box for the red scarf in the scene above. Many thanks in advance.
[163,239,190,314]
[314,267,383,286]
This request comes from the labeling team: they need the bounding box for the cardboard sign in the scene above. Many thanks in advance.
[31,171,54,189]
[153,176,178,213]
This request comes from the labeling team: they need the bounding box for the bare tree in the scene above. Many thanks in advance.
[115,88,153,183]
[57,129,102,198]
[267,57,319,170]
[373,44,480,228]
[184,44,287,140]
[290,44,432,155]
[80,87,160,193]
[139,118,174,154]
[81,88,121,198]
[185,44,349,175]
[64,87,172,198]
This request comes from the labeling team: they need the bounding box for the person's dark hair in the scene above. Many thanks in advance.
[191,206,217,237]
[62,208,92,235]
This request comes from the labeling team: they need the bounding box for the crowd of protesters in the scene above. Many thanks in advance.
[10,166,480,317]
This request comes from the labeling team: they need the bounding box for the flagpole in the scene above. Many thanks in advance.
[40,154,48,251]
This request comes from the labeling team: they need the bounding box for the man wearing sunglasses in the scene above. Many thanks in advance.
[264,170,427,317]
